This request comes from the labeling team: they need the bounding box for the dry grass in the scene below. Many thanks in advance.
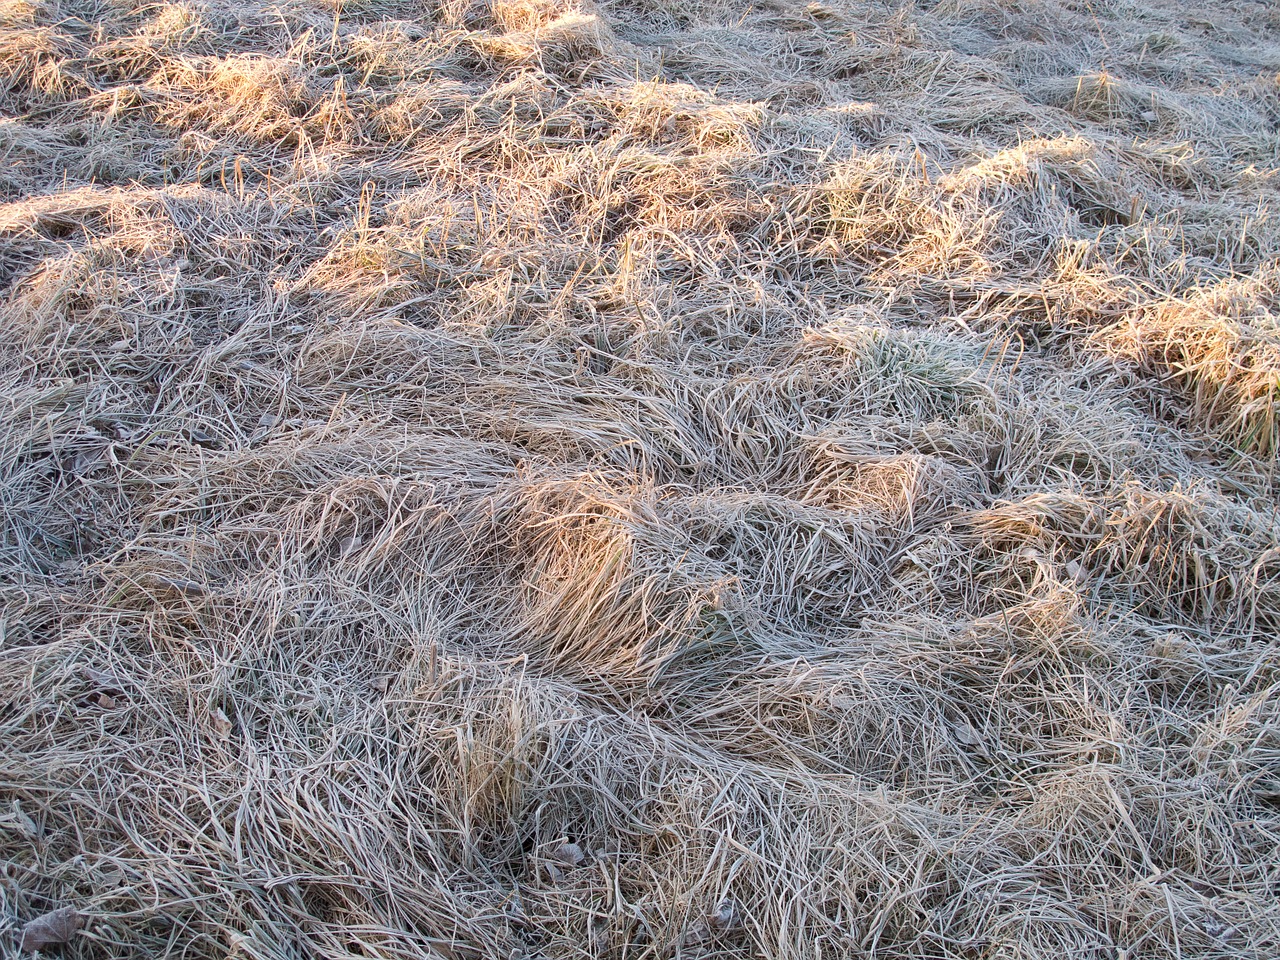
[2,0,1280,957]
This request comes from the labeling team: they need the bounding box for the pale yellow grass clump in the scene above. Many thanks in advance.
[1095,269,1280,456]
[1,0,1279,957]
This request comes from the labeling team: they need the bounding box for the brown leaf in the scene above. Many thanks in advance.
[211,707,232,739]
[709,899,739,931]
[80,666,123,693]
[552,842,585,866]
[19,906,80,953]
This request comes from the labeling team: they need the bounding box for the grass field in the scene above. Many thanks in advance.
[2,0,1280,956]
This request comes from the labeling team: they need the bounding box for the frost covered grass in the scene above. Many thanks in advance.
[1,0,1279,956]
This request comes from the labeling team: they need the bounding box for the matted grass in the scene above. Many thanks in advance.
[1,0,1279,957]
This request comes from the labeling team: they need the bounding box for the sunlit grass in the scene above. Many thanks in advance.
[2,0,1279,957]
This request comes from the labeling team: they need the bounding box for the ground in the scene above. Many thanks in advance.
[1,0,1279,956]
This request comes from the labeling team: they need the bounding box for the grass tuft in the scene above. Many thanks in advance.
[2,0,1279,957]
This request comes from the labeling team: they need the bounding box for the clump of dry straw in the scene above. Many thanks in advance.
[2,0,1279,956]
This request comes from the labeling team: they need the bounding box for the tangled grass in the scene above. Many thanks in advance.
[2,0,1279,956]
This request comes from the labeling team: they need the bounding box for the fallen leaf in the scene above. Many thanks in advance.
[80,666,123,693]
[211,707,232,739]
[19,906,80,953]
[553,842,585,867]
[153,576,207,597]
[952,719,982,747]
[709,899,739,931]
[0,800,40,840]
